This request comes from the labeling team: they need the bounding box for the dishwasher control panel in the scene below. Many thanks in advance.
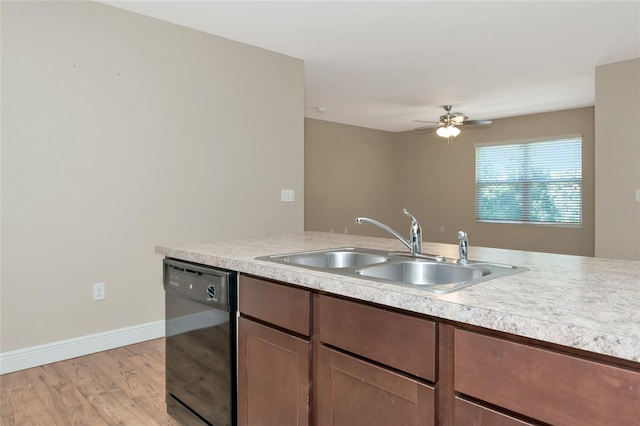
[163,258,234,311]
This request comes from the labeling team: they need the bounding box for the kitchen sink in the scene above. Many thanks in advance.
[356,261,488,285]
[259,247,390,268]
[257,247,528,294]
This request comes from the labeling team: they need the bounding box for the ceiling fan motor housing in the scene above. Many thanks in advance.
[440,111,467,124]
[412,105,492,135]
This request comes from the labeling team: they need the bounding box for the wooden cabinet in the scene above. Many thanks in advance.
[237,276,311,426]
[454,329,640,426]
[316,345,435,426]
[237,274,640,426]
[315,294,437,425]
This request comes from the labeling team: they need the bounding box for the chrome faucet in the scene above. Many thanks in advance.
[355,209,422,255]
[457,230,469,264]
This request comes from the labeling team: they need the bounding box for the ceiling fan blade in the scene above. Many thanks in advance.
[413,119,441,124]
[460,120,492,126]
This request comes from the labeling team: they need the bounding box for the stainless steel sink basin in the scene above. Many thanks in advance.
[356,261,488,285]
[257,247,528,293]
[259,248,390,268]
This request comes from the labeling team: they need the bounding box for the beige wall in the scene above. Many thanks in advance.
[595,58,640,260]
[304,119,399,238]
[1,1,304,352]
[306,106,595,256]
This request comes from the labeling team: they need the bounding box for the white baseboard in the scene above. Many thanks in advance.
[0,320,165,375]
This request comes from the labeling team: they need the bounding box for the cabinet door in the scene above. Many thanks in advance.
[315,345,434,426]
[237,317,310,426]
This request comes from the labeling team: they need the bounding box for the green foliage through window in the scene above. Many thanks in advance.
[476,137,582,225]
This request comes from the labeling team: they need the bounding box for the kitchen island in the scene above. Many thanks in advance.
[156,231,639,362]
[156,231,640,425]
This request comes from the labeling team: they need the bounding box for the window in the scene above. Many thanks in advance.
[475,136,582,225]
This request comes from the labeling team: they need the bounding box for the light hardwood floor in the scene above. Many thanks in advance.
[0,338,182,425]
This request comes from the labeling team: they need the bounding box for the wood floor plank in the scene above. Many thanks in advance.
[89,349,158,399]
[23,363,108,426]
[81,386,163,425]
[56,355,116,390]
[1,382,56,426]
[133,389,183,426]
[0,370,30,390]
[0,338,177,426]
[127,352,167,388]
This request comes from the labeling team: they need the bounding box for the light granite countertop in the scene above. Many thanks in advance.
[156,231,640,363]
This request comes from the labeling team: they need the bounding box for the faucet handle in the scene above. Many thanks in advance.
[402,209,420,226]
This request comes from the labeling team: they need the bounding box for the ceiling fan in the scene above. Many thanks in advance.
[414,105,492,144]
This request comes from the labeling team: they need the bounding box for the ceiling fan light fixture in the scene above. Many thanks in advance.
[436,125,461,138]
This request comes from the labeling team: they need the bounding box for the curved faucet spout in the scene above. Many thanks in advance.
[355,208,423,255]
[354,217,412,251]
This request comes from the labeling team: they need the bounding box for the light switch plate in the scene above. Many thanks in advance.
[636,189,640,202]
[281,189,295,202]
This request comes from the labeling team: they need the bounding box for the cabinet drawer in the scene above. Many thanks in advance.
[455,397,535,426]
[239,275,311,336]
[316,345,434,426]
[317,295,435,380]
[455,329,640,426]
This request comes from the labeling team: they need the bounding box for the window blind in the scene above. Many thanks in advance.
[476,137,582,225]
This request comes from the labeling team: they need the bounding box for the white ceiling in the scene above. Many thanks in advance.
[103,1,640,132]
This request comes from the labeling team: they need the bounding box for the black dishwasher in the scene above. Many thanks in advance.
[163,258,237,426]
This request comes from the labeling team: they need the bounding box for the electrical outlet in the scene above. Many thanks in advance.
[440,226,445,233]
[93,282,105,301]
